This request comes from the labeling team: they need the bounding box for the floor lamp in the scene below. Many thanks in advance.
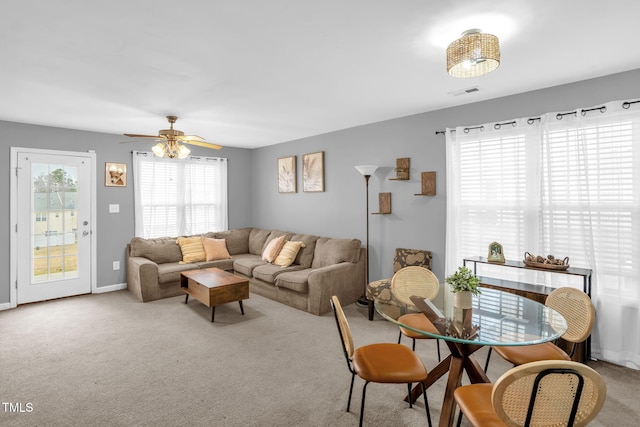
[354,165,378,306]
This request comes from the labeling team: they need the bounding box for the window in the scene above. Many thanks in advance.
[132,152,228,238]
[446,100,640,369]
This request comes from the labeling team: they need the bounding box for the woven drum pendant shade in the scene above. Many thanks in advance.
[447,29,500,78]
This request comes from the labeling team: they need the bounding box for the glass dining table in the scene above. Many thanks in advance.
[375,286,568,427]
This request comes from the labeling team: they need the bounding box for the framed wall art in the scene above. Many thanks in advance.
[303,151,324,192]
[105,162,127,187]
[277,155,297,193]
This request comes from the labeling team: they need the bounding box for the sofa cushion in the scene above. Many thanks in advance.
[262,235,286,262]
[276,269,312,293]
[274,241,305,267]
[311,238,361,268]
[195,259,234,271]
[253,263,306,284]
[248,228,272,255]
[289,233,319,268]
[214,228,251,255]
[233,254,267,277]
[130,237,183,264]
[157,262,197,284]
[202,237,232,261]
[176,236,206,263]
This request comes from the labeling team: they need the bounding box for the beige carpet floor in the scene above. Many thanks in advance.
[1,290,638,426]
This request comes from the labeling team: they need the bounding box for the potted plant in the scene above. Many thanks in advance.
[445,266,481,308]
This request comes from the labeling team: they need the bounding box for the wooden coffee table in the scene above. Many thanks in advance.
[180,268,249,322]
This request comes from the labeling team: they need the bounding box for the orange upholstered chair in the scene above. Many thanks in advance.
[486,287,595,372]
[391,266,442,361]
[454,360,606,427]
[330,295,432,427]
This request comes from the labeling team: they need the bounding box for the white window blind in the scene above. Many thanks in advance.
[541,121,636,276]
[132,152,228,238]
[446,100,640,369]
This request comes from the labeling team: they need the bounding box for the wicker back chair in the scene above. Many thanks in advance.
[391,267,443,360]
[487,287,595,370]
[366,248,432,320]
[455,360,606,427]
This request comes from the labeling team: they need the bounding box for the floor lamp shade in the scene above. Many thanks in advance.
[354,165,378,305]
[355,165,379,176]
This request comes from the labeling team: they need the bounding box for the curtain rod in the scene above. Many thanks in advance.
[435,98,639,135]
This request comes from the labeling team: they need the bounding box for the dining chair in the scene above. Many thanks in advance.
[454,359,606,427]
[391,266,442,361]
[485,287,595,371]
[366,248,433,320]
[330,295,433,427]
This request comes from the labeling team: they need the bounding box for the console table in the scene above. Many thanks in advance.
[463,256,592,362]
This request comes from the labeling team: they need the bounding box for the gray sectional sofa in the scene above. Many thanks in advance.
[126,227,365,315]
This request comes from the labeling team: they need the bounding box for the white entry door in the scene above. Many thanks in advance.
[14,150,94,304]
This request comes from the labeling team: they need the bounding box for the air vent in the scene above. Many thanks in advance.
[448,86,480,96]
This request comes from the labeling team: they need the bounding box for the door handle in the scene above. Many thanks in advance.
[83,231,89,236]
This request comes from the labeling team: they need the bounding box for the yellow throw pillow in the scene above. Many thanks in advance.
[202,237,231,261]
[262,235,286,263]
[274,241,306,267]
[176,236,206,264]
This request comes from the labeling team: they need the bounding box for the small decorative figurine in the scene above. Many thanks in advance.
[487,241,505,263]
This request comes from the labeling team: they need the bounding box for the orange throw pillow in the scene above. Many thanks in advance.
[202,237,232,261]
[262,235,286,263]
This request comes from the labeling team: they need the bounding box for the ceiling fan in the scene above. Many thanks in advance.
[123,115,222,159]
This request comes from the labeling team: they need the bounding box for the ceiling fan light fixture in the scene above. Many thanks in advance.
[152,142,167,157]
[447,29,500,78]
[177,144,191,159]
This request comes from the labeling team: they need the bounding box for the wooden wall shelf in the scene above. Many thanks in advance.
[372,192,391,214]
[414,171,436,196]
[389,157,410,181]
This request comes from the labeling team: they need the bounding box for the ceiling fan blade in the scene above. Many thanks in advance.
[123,133,164,139]
[177,135,205,142]
[119,138,164,144]
[183,140,223,150]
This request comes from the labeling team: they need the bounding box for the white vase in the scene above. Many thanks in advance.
[453,291,473,309]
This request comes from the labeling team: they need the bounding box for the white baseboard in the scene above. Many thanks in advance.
[1,284,127,311]
[94,283,127,294]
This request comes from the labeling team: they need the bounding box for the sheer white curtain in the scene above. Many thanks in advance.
[446,100,640,369]
[132,151,228,238]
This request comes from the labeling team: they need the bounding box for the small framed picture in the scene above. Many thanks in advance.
[105,162,127,187]
[487,241,505,263]
[277,156,296,193]
[303,151,324,192]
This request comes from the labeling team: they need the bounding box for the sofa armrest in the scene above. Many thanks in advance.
[127,256,160,302]
[306,260,365,315]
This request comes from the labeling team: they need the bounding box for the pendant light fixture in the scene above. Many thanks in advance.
[446,29,500,78]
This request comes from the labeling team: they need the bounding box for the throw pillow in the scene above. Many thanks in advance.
[176,236,206,264]
[202,237,231,261]
[274,241,306,267]
[262,235,286,263]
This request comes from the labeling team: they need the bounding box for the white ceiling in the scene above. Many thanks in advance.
[3,0,640,149]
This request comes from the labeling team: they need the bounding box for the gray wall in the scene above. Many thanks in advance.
[250,68,640,283]
[2,68,639,304]
[1,122,252,303]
